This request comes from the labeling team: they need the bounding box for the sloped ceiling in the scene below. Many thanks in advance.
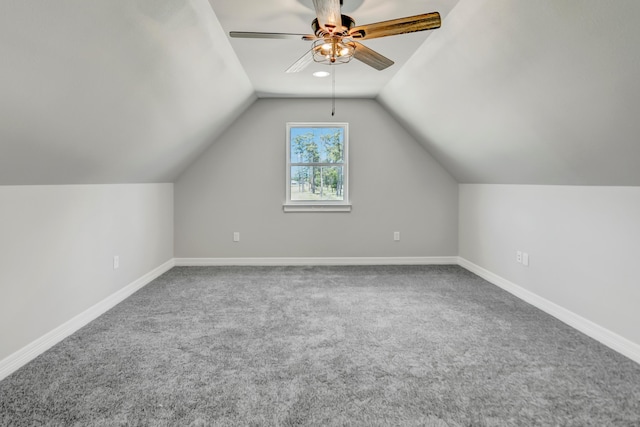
[0,0,254,185]
[380,0,640,185]
[2,0,639,186]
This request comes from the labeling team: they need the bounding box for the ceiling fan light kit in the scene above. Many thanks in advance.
[312,37,355,65]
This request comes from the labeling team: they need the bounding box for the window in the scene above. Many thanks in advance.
[284,122,350,212]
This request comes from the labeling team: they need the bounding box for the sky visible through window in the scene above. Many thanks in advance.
[290,127,344,163]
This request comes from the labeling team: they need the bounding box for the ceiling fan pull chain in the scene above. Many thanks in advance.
[331,64,336,116]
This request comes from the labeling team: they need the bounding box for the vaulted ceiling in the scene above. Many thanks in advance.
[380,0,640,185]
[2,0,639,185]
[1,0,254,184]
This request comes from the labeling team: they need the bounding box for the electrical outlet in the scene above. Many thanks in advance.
[394,231,400,241]
[516,251,522,263]
[522,252,529,267]
[113,256,119,270]
[233,232,240,242]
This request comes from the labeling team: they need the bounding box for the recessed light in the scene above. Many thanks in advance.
[313,71,331,78]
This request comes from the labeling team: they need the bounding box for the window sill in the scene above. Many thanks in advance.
[283,204,352,213]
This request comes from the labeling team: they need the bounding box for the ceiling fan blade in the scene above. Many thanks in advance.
[285,48,315,73]
[312,0,342,30]
[229,31,313,40]
[350,42,394,71]
[349,12,441,40]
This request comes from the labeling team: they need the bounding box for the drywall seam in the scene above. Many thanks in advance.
[457,257,640,365]
[0,258,175,382]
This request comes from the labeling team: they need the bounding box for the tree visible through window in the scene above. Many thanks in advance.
[285,123,349,210]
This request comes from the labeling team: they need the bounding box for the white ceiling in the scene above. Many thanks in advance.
[1,0,640,185]
[209,0,459,98]
[380,0,640,184]
[0,0,254,184]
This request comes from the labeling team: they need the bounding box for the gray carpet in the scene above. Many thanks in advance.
[1,265,639,426]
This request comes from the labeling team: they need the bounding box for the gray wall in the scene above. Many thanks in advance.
[459,184,640,346]
[175,98,458,258]
[0,184,174,361]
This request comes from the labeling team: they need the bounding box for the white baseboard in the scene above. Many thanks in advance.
[175,256,459,266]
[457,257,640,365]
[0,258,175,382]
[4,256,637,382]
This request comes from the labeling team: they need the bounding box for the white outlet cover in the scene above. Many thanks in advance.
[516,251,522,263]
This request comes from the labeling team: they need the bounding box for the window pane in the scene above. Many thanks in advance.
[290,127,344,163]
[290,166,344,201]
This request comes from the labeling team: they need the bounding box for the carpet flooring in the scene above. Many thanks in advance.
[1,265,639,426]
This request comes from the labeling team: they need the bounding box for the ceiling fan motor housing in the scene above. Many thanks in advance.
[312,14,355,36]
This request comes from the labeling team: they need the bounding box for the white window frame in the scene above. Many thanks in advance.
[284,122,351,212]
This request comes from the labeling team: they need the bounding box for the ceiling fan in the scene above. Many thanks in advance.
[229,0,441,73]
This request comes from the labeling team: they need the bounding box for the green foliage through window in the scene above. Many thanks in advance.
[287,124,348,203]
